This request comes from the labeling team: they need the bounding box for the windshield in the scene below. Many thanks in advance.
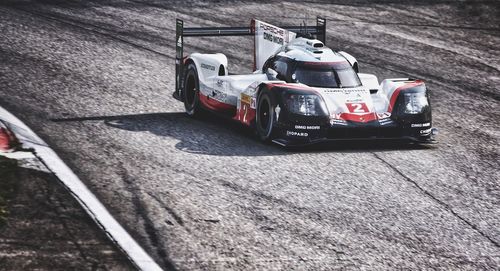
[292,62,361,88]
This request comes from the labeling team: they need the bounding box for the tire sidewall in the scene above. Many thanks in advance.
[183,63,200,116]
[256,89,276,141]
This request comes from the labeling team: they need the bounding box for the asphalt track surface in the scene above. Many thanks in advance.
[0,0,499,270]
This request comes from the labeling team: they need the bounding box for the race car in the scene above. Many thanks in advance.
[173,17,437,146]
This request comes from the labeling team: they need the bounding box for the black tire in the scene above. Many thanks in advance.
[255,89,276,142]
[183,63,202,117]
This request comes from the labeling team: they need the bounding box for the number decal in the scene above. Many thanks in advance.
[243,104,248,123]
[346,103,369,113]
[352,103,363,113]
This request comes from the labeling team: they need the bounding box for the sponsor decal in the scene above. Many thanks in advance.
[378,112,393,125]
[411,122,431,128]
[286,130,309,137]
[330,119,347,126]
[294,125,321,130]
[241,94,252,104]
[201,63,215,71]
[241,94,257,109]
[175,24,183,59]
[216,79,224,88]
[249,81,260,89]
[324,88,366,93]
[211,89,227,102]
[377,112,391,119]
[420,128,432,135]
[379,119,393,125]
[275,105,280,120]
[263,32,284,45]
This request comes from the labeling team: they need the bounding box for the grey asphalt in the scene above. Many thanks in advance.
[0,155,134,270]
[0,0,499,270]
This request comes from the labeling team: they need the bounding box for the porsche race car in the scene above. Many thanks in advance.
[173,17,437,146]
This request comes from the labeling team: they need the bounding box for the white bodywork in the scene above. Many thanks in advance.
[338,51,358,70]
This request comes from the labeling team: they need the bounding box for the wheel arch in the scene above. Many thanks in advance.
[256,82,282,104]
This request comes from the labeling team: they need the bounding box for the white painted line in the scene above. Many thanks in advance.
[0,106,163,271]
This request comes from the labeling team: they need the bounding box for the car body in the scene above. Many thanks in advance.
[174,18,437,146]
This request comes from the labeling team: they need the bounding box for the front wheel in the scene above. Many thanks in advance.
[255,89,276,142]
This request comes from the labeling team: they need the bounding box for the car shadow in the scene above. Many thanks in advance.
[52,112,283,156]
[51,112,433,156]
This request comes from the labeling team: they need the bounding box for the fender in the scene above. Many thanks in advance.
[380,78,431,126]
[176,53,228,102]
[380,78,425,111]
[358,73,380,90]
[338,51,358,73]
[187,53,228,83]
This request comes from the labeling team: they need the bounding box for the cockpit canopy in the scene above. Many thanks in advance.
[292,61,361,88]
[263,56,361,88]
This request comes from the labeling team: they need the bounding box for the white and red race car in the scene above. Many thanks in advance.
[173,17,437,146]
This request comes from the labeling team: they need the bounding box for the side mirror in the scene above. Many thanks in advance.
[266,68,278,80]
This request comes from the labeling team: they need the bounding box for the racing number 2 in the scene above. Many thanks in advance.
[346,102,369,113]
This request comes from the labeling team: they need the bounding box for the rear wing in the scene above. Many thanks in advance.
[175,17,326,96]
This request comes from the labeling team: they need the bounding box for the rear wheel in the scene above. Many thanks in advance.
[183,63,202,117]
[256,89,276,142]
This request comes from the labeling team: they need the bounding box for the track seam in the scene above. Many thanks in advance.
[372,152,500,248]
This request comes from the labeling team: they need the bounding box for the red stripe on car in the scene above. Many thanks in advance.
[266,83,317,92]
[340,113,377,123]
[199,93,235,112]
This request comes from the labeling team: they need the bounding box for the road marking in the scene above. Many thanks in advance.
[0,106,163,271]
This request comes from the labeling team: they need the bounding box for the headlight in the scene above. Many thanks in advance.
[286,94,328,116]
[404,92,428,114]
